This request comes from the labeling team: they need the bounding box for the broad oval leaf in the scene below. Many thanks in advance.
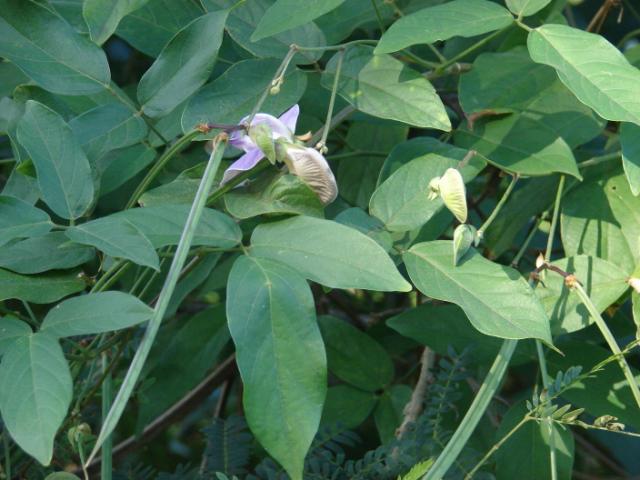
[69,103,148,160]
[41,291,153,338]
[369,153,485,232]
[17,101,95,220]
[0,232,94,274]
[527,24,640,126]
[251,0,344,40]
[182,58,307,132]
[0,0,110,95]
[113,205,242,249]
[536,256,630,335]
[250,215,411,292]
[0,316,31,356]
[66,216,160,271]
[506,0,552,17]
[0,332,72,465]
[455,113,581,178]
[375,0,513,54]
[322,46,450,131]
[83,0,149,45]
[224,173,324,219]
[138,11,228,118]
[318,315,394,392]
[0,269,86,304]
[403,241,553,343]
[321,385,377,430]
[561,172,640,269]
[0,196,51,247]
[621,122,640,196]
[209,0,326,65]
[227,255,326,480]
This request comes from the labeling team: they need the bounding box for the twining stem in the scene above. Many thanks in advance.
[87,135,229,465]
[544,175,565,263]
[577,151,620,169]
[477,174,519,238]
[572,282,640,409]
[125,130,201,209]
[423,339,518,480]
[437,27,509,72]
[464,416,531,480]
[100,354,113,480]
[318,48,345,150]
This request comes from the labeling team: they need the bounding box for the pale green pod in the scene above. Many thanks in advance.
[452,224,477,266]
[284,144,338,205]
[438,168,467,223]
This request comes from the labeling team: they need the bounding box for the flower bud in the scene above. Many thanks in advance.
[427,168,467,222]
[283,144,338,204]
[452,224,477,266]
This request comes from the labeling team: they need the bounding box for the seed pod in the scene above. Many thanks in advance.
[452,224,477,266]
[439,168,467,223]
[284,145,338,204]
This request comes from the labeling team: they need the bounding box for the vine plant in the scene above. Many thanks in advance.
[1,0,640,479]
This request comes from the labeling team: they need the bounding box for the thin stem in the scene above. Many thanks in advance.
[464,415,531,480]
[295,39,378,52]
[371,0,386,32]
[87,134,229,466]
[423,339,518,480]
[100,354,113,480]
[327,150,387,160]
[478,174,519,238]
[577,151,620,169]
[20,301,37,327]
[544,175,565,263]
[511,216,543,267]
[572,283,640,409]
[125,130,201,209]
[536,341,559,480]
[106,84,168,144]
[308,105,355,146]
[401,49,441,68]
[426,43,447,63]
[3,427,10,480]
[438,27,509,72]
[515,19,533,32]
[247,46,298,124]
[318,48,345,149]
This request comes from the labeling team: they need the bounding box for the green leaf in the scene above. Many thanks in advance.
[374,385,411,443]
[0,332,72,465]
[207,0,326,65]
[527,24,640,126]
[495,402,574,480]
[69,103,148,160]
[227,255,326,480]
[112,205,242,249]
[621,122,640,196]
[251,0,344,40]
[116,0,202,57]
[44,474,82,480]
[0,316,31,356]
[98,143,157,196]
[403,241,553,343]
[182,58,307,131]
[455,114,580,178]
[83,0,149,45]
[505,0,552,17]
[224,173,324,219]
[66,216,160,271]
[0,196,51,247]
[375,0,513,54]
[561,172,640,269]
[458,48,604,148]
[536,256,630,335]
[369,153,485,232]
[138,11,228,118]
[251,215,411,292]
[0,0,110,95]
[139,163,203,207]
[334,208,393,252]
[0,232,94,274]
[321,385,377,430]
[322,46,450,130]
[318,315,393,391]
[41,291,153,337]
[17,101,95,219]
[0,269,86,304]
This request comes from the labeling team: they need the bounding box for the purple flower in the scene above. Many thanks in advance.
[222,104,299,184]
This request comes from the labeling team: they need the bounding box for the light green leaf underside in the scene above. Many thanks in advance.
[251,0,344,40]
[621,122,640,196]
